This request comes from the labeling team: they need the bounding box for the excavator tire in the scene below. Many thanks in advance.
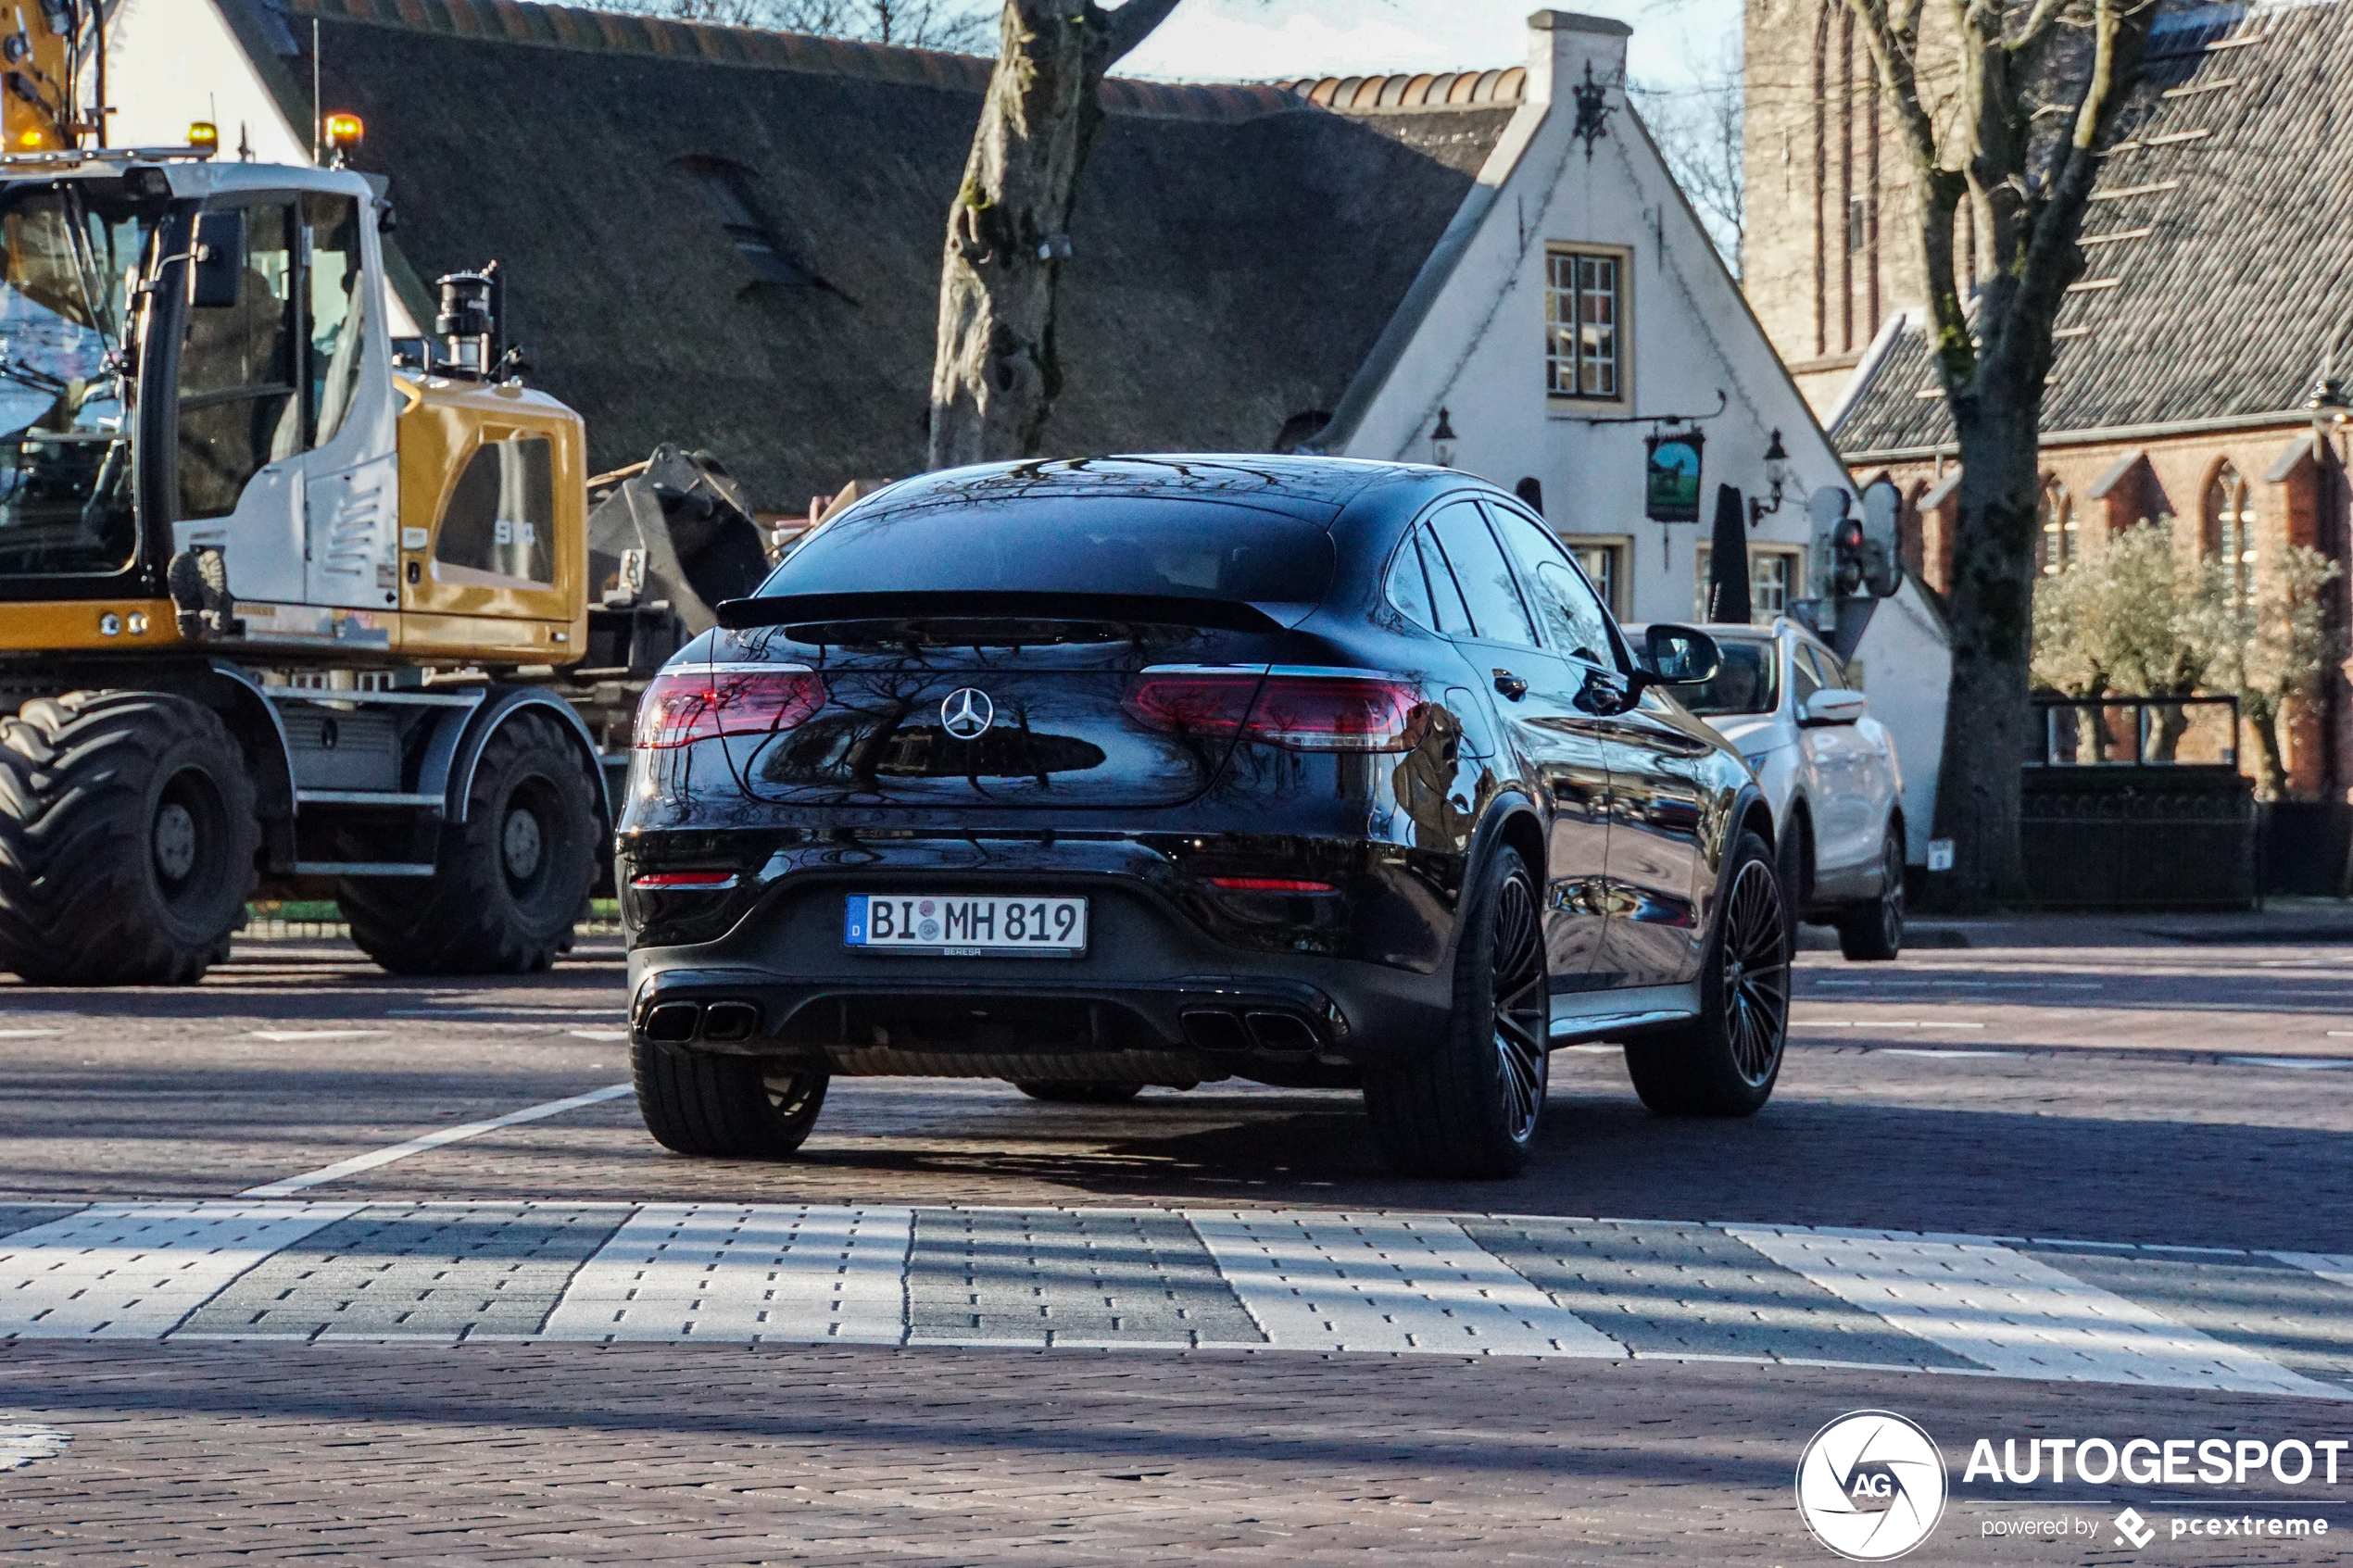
[0,691,258,985]
[338,710,598,975]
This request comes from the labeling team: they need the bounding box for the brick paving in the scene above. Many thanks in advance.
[1,926,2350,1558]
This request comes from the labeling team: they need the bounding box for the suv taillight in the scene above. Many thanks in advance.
[635,664,827,749]
[1125,671,1424,753]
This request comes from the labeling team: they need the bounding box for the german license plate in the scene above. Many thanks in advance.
[845,894,1088,956]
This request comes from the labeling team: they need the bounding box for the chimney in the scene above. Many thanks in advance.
[1525,9,1631,109]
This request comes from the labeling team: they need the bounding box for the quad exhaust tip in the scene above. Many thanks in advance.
[1180,1008,1320,1055]
[639,999,761,1045]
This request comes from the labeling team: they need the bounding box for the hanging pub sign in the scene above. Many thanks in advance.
[1644,426,1706,523]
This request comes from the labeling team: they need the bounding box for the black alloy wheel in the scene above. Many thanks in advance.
[1837,825,1906,960]
[1624,828,1790,1117]
[1365,843,1551,1178]
[1718,857,1793,1085]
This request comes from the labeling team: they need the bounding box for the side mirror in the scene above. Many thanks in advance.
[189,209,245,308]
[1802,688,1869,726]
[1640,623,1722,685]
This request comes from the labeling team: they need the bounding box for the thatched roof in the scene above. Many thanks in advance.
[218,0,1516,510]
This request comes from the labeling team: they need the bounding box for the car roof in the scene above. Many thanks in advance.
[848,454,1414,528]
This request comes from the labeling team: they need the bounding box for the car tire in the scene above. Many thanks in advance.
[1836,825,1906,961]
[631,1037,829,1158]
[0,691,258,985]
[1013,1082,1146,1104]
[339,711,599,975]
[1624,829,1789,1117]
[1775,809,1810,933]
[1364,842,1549,1179]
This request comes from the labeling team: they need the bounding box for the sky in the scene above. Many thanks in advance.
[1117,0,1743,95]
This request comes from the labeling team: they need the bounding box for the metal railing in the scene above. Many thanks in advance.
[2034,695,2240,769]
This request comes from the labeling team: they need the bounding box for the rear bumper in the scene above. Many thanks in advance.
[623,833,1458,1086]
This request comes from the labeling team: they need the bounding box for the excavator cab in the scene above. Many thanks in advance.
[0,135,610,987]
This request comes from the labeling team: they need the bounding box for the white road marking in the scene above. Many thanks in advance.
[236,1084,634,1198]
[1793,1021,1987,1029]
[1727,1226,2342,1398]
[1808,980,2104,990]
[1873,1048,2026,1059]
[569,1030,630,1041]
[0,1203,357,1338]
[249,1030,386,1041]
[541,1204,913,1344]
[2225,1056,2353,1070]
[2271,1253,2353,1291]
[1186,1211,1623,1357]
[0,1029,64,1038]
[0,1423,69,1471]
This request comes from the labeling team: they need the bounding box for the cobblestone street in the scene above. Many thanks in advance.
[5,922,2353,1562]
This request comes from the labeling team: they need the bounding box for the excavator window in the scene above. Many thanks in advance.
[177,202,299,519]
[0,182,152,579]
[436,435,555,585]
[305,194,365,449]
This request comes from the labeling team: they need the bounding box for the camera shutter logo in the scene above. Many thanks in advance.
[1794,1411,1947,1561]
[941,688,995,740]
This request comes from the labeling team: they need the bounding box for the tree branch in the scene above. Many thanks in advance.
[1102,0,1183,64]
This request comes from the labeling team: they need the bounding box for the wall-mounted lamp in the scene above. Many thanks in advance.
[1431,408,1458,469]
[1747,428,1789,527]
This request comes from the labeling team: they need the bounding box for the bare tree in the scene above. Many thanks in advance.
[926,0,1185,470]
[1631,44,1745,275]
[1843,0,2160,906]
[585,0,996,50]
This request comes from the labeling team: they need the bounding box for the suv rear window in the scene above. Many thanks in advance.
[1675,637,1780,716]
[765,497,1334,605]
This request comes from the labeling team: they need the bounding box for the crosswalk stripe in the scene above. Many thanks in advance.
[1726,1226,2342,1397]
[2271,1252,2353,1291]
[539,1204,913,1344]
[1186,1210,1624,1356]
[0,1203,359,1339]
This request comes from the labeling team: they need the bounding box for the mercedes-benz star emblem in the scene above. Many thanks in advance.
[940,687,995,740]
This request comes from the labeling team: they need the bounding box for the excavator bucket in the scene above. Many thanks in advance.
[588,444,771,640]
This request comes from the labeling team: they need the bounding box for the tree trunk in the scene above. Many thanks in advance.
[926,0,1180,470]
[1929,399,2041,908]
[2248,704,2289,799]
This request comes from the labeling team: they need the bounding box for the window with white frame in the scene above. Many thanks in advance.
[1545,245,1629,404]
[1693,546,1806,623]
[1563,537,1629,617]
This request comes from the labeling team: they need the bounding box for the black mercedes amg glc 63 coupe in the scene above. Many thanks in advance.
[619,456,1789,1178]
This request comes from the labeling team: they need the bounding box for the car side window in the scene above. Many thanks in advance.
[1790,640,1825,709]
[1384,535,1437,631]
[1427,500,1539,646]
[1807,643,1849,689]
[1488,506,1615,668]
[1414,527,1476,635]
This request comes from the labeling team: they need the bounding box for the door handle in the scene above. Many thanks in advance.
[1492,669,1529,701]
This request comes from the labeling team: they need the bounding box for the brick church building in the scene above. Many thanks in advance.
[1740,0,2353,799]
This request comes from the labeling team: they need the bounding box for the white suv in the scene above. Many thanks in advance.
[1664,619,1906,960]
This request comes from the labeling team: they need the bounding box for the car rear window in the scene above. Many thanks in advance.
[764,497,1335,604]
[1675,638,1780,716]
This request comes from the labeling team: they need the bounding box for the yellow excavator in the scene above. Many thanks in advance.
[0,5,758,984]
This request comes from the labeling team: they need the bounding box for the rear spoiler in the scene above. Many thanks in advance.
[713,590,1288,634]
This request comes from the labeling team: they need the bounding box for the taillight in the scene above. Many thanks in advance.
[1125,671,1424,752]
[631,871,739,889]
[635,664,826,749]
[1208,876,1336,892]
[1244,674,1423,752]
[1123,671,1261,737]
